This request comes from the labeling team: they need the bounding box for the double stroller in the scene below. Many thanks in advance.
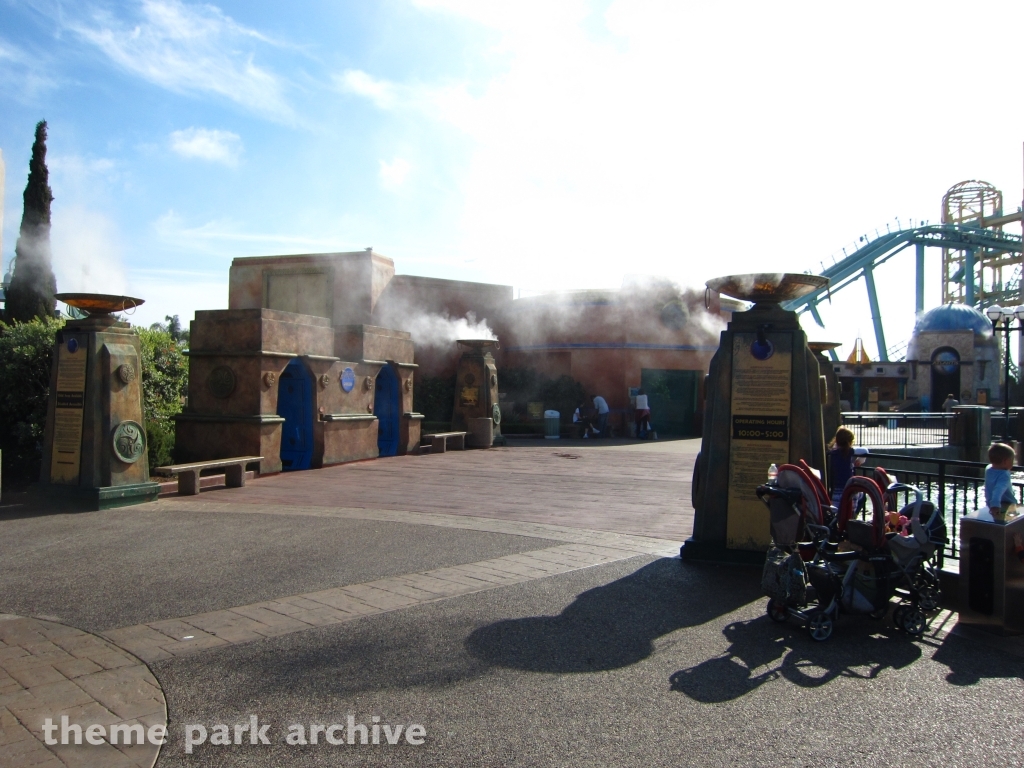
[757,463,946,641]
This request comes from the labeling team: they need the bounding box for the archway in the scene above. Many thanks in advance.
[375,363,400,457]
[930,347,961,411]
[277,358,314,470]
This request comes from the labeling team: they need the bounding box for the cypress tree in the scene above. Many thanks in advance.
[5,121,57,323]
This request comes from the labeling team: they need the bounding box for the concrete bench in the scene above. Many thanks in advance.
[428,432,466,453]
[154,456,263,496]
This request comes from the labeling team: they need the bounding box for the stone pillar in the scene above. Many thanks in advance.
[950,405,992,464]
[685,302,826,563]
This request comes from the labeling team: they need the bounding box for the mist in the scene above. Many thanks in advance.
[400,310,496,349]
[50,205,128,297]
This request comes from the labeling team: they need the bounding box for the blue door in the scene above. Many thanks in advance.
[277,359,314,470]
[375,364,400,457]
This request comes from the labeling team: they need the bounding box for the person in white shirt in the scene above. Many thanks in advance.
[593,395,610,437]
[634,388,651,438]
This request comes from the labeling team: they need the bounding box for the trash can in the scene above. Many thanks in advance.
[467,417,494,448]
[958,515,1024,632]
[544,410,560,439]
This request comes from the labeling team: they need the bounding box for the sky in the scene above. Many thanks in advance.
[2,0,1024,360]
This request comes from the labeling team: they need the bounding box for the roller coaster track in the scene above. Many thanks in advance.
[782,222,1023,362]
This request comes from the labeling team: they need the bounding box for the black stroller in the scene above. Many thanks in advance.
[758,468,944,641]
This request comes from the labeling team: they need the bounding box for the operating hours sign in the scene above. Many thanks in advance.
[726,332,792,551]
[50,334,88,485]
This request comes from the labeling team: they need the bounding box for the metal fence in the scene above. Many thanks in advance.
[853,451,1023,565]
[990,412,1020,443]
[840,412,955,448]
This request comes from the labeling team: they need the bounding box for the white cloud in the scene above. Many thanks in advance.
[68,0,294,122]
[153,210,351,256]
[379,157,411,190]
[0,36,59,99]
[336,69,398,109]
[169,128,242,166]
[125,268,228,327]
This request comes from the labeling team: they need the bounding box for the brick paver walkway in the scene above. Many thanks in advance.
[172,444,699,541]
[0,616,166,768]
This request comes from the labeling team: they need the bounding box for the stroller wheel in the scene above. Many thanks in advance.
[916,583,941,613]
[767,599,788,623]
[892,605,907,631]
[900,606,926,637]
[808,611,833,642]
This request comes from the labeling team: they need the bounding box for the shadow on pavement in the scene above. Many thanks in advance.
[669,615,922,703]
[0,488,117,520]
[930,632,1024,686]
[465,558,761,673]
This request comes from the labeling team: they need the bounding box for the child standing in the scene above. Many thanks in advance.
[984,442,1018,522]
[828,426,868,507]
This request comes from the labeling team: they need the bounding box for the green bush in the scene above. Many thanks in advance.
[0,317,63,488]
[136,328,188,471]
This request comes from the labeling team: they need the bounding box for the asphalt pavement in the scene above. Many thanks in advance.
[2,440,1022,767]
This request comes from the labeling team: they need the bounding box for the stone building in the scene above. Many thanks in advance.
[905,303,1000,410]
[175,250,737,472]
[176,251,421,473]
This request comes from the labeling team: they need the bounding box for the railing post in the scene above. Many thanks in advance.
[938,460,947,560]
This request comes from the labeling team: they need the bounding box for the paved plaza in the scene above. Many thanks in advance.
[1,439,1022,767]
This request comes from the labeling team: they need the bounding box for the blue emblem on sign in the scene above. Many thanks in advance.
[67,338,79,353]
[341,367,356,392]
[750,338,774,360]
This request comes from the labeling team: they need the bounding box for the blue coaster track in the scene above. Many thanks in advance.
[782,223,1023,361]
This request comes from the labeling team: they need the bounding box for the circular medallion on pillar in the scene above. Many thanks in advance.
[112,420,146,464]
[262,371,276,389]
[117,363,136,385]
[208,366,236,398]
[492,403,502,425]
[319,373,331,389]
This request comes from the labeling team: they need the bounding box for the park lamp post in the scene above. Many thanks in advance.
[985,304,1024,443]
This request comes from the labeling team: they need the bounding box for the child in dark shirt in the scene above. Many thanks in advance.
[828,426,867,507]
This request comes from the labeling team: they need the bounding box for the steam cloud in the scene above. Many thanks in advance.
[51,205,128,295]
[402,310,496,349]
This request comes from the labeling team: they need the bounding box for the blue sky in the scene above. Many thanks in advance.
[3,0,1024,359]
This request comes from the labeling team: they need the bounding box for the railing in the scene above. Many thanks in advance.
[840,412,955,448]
[990,412,1020,442]
[853,452,1024,565]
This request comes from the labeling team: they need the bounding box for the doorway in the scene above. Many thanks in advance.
[375,364,401,457]
[277,359,314,470]
[930,347,961,411]
[640,369,700,437]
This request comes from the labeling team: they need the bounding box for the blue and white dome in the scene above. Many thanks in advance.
[913,304,995,342]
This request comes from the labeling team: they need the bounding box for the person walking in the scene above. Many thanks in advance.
[942,394,959,413]
[634,388,651,439]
